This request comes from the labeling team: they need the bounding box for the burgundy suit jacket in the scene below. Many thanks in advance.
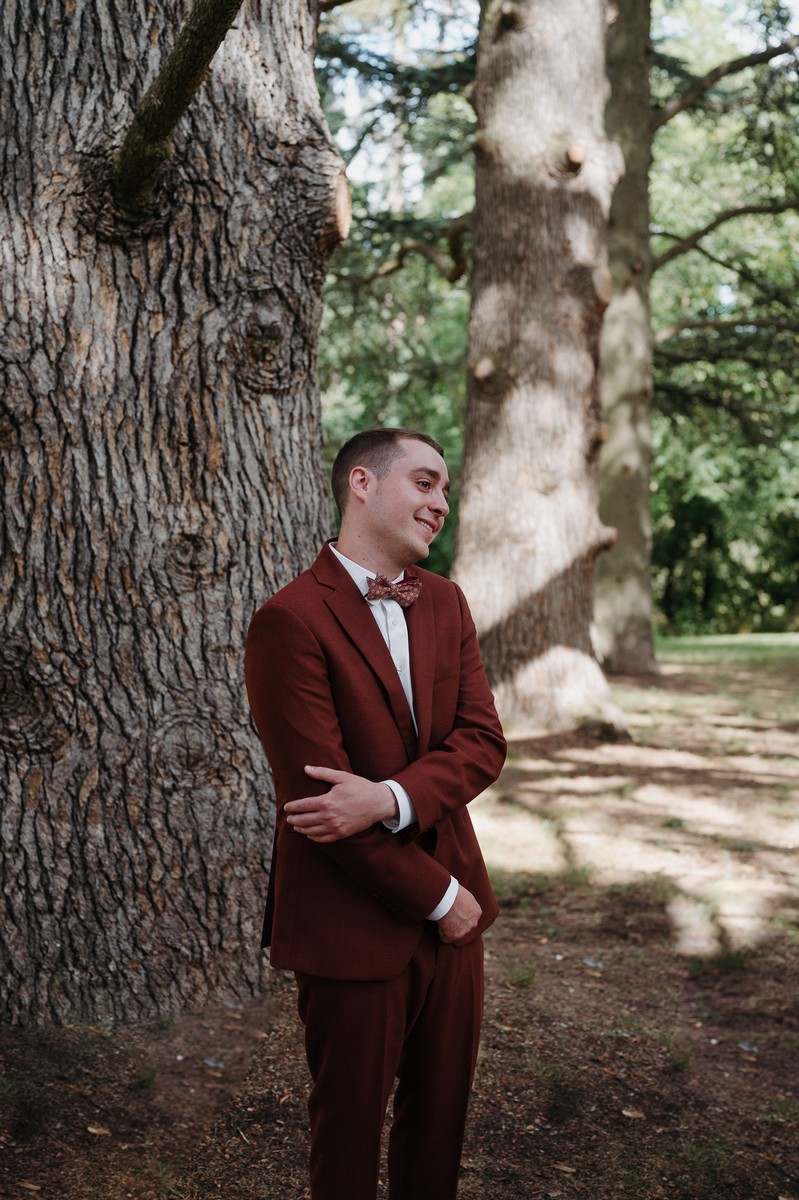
[244,542,506,981]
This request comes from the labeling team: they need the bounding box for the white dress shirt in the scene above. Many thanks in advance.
[329,543,458,922]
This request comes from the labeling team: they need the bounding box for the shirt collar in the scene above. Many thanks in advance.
[329,541,404,597]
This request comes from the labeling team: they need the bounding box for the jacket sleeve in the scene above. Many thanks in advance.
[245,600,453,922]
[391,582,506,833]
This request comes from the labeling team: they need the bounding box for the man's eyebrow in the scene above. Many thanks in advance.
[413,466,450,491]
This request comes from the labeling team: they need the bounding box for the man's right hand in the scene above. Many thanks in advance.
[437,884,482,945]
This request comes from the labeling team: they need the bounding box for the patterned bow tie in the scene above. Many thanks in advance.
[365,572,422,609]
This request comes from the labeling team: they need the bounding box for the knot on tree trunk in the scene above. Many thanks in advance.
[497,1,527,33]
[468,351,517,402]
[79,150,175,243]
[235,289,294,394]
[155,531,227,592]
[0,639,72,755]
[151,711,230,790]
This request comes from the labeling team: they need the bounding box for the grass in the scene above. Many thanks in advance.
[606,877,678,904]
[657,632,799,666]
[489,865,593,906]
[687,946,752,976]
[505,962,536,989]
[132,1064,157,1089]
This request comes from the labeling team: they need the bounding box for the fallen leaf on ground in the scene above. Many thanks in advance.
[87,1125,111,1136]
[622,1109,645,1119]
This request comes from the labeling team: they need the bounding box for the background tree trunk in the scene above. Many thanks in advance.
[593,0,658,675]
[453,0,625,732]
[0,0,344,1024]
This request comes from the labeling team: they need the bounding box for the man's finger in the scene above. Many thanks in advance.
[304,764,347,783]
[294,823,340,842]
[287,810,329,827]
[284,796,325,815]
[289,816,326,833]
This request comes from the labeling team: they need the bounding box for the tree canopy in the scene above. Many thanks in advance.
[317,0,799,635]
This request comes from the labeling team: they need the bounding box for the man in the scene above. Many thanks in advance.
[245,428,505,1200]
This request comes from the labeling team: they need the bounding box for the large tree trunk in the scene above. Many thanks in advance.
[0,0,344,1024]
[593,0,658,675]
[453,0,626,732]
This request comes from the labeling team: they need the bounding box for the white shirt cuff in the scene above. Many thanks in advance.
[427,876,459,922]
[381,780,417,832]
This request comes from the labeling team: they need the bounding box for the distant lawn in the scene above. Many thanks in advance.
[656,632,799,666]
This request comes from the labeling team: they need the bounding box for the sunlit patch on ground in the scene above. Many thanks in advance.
[473,637,799,958]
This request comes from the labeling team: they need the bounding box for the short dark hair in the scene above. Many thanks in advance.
[331,428,445,516]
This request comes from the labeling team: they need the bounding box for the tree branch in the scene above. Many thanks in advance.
[652,34,799,130]
[112,0,245,215]
[655,317,799,345]
[652,199,799,270]
[337,214,473,286]
[680,244,797,313]
[317,32,475,94]
[654,379,785,440]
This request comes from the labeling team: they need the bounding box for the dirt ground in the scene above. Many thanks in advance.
[2,645,798,1200]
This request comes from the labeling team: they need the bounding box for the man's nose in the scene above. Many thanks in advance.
[430,490,450,516]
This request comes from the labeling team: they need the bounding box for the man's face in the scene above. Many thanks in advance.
[365,438,450,570]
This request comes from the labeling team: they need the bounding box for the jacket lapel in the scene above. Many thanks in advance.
[313,545,418,760]
[406,583,435,754]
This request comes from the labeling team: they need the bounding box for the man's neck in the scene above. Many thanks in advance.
[334,533,406,580]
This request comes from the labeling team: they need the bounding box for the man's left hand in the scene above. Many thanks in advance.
[284,766,398,842]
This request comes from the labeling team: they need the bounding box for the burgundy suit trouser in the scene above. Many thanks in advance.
[295,925,484,1200]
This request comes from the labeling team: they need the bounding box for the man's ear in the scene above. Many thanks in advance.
[348,465,372,505]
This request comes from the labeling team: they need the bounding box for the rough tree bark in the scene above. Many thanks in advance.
[593,0,658,675]
[453,0,626,731]
[594,16,798,673]
[0,0,345,1024]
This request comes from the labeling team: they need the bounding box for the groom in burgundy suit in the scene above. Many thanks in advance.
[245,428,505,1200]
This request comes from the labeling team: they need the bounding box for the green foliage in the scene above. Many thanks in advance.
[320,192,471,575]
[650,0,799,633]
[317,2,476,575]
[317,0,799,618]
[651,410,799,633]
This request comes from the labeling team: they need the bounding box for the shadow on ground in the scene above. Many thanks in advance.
[2,653,798,1199]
